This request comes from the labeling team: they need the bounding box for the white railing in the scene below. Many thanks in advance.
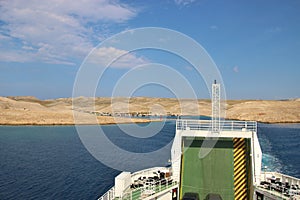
[121,180,178,200]
[98,186,115,200]
[176,120,257,132]
[131,167,170,180]
[258,172,300,199]
[261,171,300,185]
[98,167,171,200]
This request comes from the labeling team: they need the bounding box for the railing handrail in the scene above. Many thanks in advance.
[261,171,300,182]
[131,166,170,177]
[98,186,115,200]
[98,167,170,200]
[176,119,257,132]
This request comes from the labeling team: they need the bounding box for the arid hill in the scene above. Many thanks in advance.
[0,96,299,125]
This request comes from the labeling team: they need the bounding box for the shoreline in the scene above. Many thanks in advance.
[0,120,157,126]
[1,118,299,126]
[1,96,299,125]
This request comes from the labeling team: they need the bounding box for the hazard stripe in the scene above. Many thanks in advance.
[233,138,248,200]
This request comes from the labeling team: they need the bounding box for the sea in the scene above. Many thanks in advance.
[0,121,299,199]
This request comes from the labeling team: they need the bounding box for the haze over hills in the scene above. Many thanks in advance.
[0,96,299,125]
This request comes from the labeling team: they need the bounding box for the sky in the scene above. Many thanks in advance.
[0,0,299,100]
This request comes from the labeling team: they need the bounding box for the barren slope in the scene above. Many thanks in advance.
[0,96,299,125]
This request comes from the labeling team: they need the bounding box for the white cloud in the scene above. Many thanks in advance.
[22,46,35,51]
[0,51,33,63]
[210,25,218,30]
[174,0,196,6]
[89,47,149,68]
[0,0,137,64]
[0,34,11,40]
[233,66,239,73]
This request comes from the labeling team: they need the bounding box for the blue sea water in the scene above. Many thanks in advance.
[257,123,300,178]
[0,122,299,199]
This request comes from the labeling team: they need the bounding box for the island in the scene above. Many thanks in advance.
[0,96,299,125]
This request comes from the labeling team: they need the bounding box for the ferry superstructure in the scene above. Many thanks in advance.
[99,82,300,200]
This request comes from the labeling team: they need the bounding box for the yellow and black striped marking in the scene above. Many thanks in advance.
[233,138,248,200]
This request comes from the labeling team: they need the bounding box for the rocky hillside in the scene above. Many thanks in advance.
[0,96,299,125]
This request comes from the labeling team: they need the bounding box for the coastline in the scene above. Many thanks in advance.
[0,117,299,126]
[0,117,156,126]
[0,120,159,126]
[1,96,299,125]
[225,117,300,124]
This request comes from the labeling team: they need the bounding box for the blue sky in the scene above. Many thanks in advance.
[0,0,299,100]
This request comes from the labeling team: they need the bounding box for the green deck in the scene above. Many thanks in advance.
[180,137,235,200]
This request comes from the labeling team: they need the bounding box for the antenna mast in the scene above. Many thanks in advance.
[212,80,220,133]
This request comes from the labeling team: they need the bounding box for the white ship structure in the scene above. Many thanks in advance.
[99,82,300,200]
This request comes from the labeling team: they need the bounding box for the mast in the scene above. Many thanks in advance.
[212,80,220,133]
